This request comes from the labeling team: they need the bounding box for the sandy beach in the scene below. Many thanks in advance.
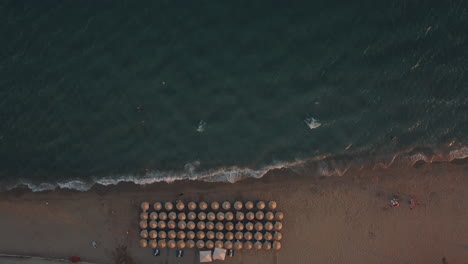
[0,160,467,264]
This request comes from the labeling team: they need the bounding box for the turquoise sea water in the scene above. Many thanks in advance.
[1,0,467,190]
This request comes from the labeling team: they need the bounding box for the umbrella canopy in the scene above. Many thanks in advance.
[167,240,176,249]
[244,241,253,250]
[245,222,254,231]
[234,201,243,210]
[207,212,216,221]
[263,241,272,250]
[140,230,148,239]
[215,222,224,231]
[141,202,150,211]
[212,248,226,261]
[216,232,224,240]
[236,212,245,221]
[178,212,186,221]
[206,231,215,240]
[256,201,266,210]
[254,241,262,250]
[225,212,234,221]
[244,232,253,241]
[199,250,212,263]
[245,201,254,210]
[178,220,187,230]
[149,220,157,229]
[139,239,148,248]
[177,231,186,239]
[199,201,208,211]
[149,230,157,239]
[157,220,166,229]
[264,232,273,241]
[158,231,167,239]
[196,240,205,249]
[177,240,186,249]
[274,222,283,231]
[187,221,196,230]
[224,241,233,249]
[268,201,277,210]
[158,240,167,248]
[153,202,162,211]
[265,212,274,221]
[139,220,148,229]
[205,240,214,249]
[255,211,265,220]
[235,222,244,231]
[140,212,148,220]
[275,211,284,221]
[176,201,185,211]
[187,211,196,220]
[149,239,157,248]
[167,220,176,229]
[246,212,255,221]
[234,241,243,250]
[197,221,206,230]
[274,232,282,241]
[272,241,281,250]
[255,222,264,231]
[198,212,207,221]
[159,212,167,221]
[254,232,263,241]
[188,201,197,211]
[215,240,224,248]
[211,201,220,210]
[197,231,206,239]
[235,232,243,240]
[186,240,195,248]
[150,212,158,220]
[168,230,176,239]
[225,232,234,240]
[264,222,273,231]
[206,221,215,230]
[225,222,234,231]
[216,212,225,221]
[222,201,231,210]
[168,212,177,220]
[164,202,173,211]
[187,231,195,240]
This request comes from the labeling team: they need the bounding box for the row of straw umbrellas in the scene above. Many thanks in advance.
[140,210,284,222]
[141,201,278,212]
[140,219,283,232]
[139,239,282,251]
[140,229,283,241]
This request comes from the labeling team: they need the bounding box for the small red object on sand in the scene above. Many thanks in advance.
[391,198,400,207]
[70,256,81,263]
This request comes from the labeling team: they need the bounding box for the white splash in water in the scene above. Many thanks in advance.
[305,117,321,130]
[196,120,206,133]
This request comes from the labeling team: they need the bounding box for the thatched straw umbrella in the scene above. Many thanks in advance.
[197,221,205,230]
[186,240,195,249]
[149,239,157,248]
[244,231,253,241]
[196,240,205,249]
[272,241,281,250]
[149,220,157,229]
[255,222,264,231]
[235,222,244,231]
[140,239,148,248]
[215,222,224,231]
[159,212,167,221]
[199,201,208,211]
[245,201,254,210]
[198,212,207,221]
[164,202,173,211]
[275,211,284,221]
[140,212,148,220]
[207,212,216,221]
[254,241,262,250]
[177,231,186,240]
[206,221,214,230]
[245,222,254,231]
[168,230,176,239]
[216,212,225,221]
[263,241,272,250]
[254,232,263,241]
[246,212,255,221]
[256,201,266,210]
[244,241,253,250]
[167,240,176,249]
[274,222,283,231]
[265,212,274,221]
[158,240,167,248]
[215,240,223,248]
[187,231,195,240]
[234,201,243,210]
[157,220,166,229]
[225,222,234,231]
[178,212,186,221]
[139,220,148,229]
[268,201,277,210]
[222,201,231,210]
[255,211,264,220]
[177,240,186,249]
[225,232,234,241]
[206,231,215,240]
[196,231,205,240]
[168,212,177,220]
[158,231,167,239]
[187,212,196,221]
[167,220,176,229]
[205,240,214,249]
[235,232,243,240]
[149,230,157,239]
[187,221,196,230]
[140,230,148,239]
[236,212,245,221]
[176,201,185,211]
[234,241,243,250]
[150,212,158,220]
[264,232,273,241]
[211,201,220,210]
[188,201,197,211]
[224,241,233,249]
[215,232,224,240]
[153,202,162,211]
[141,202,150,211]
[178,220,187,230]
[264,222,273,231]
[273,232,282,241]
[225,212,234,221]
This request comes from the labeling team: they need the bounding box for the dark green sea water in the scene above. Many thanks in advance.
[1,0,467,190]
